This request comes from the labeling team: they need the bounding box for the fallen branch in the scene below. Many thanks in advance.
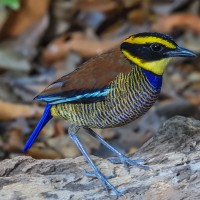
[0,116,200,199]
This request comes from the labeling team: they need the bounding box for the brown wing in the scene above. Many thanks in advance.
[35,47,132,104]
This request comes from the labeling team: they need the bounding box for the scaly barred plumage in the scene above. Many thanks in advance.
[23,32,196,196]
[51,65,161,128]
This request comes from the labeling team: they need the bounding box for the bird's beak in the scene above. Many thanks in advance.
[166,46,197,58]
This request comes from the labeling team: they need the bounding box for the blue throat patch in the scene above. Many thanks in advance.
[142,69,162,91]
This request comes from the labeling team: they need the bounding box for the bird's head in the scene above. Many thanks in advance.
[121,32,196,75]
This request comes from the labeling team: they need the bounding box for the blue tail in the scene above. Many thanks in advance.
[23,104,53,152]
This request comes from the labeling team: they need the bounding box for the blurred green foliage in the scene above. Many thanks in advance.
[0,0,20,10]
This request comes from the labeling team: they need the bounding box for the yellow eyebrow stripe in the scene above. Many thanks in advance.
[124,36,176,49]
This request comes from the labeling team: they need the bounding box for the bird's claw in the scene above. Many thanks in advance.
[83,169,123,196]
[108,156,149,171]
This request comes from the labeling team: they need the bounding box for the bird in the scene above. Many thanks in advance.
[23,32,196,196]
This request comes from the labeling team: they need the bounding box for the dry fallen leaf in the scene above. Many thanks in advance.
[122,0,141,8]
[128,147,138,155]
[25,146,62,159]
[5,128,23,152]
[47,135,81,158]
[76,0,119,13]
[0,0,50,39]
[128,9,149,24]
[42,32,119,64]
[0,101,43,121]
[100,129,117,140]
[152,14,200,34]
[54,120,66,137]
[185,94,200,107]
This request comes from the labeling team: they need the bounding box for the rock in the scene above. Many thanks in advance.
[1,116,200,200]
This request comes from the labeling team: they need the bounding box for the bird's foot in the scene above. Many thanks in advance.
[108,155,149,171]
[83,169,116,179]
[83,169,123,196]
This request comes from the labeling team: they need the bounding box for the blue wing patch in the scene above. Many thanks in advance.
[35,88,110,104]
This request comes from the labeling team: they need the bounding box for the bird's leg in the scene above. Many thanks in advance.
[84,128,149,171]
[68,125,122,196]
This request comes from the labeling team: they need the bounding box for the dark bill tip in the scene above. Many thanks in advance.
[166,46,197,58]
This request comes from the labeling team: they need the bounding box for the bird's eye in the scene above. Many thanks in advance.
[150,43,163,52]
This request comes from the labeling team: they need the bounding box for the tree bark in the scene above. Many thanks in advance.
[0,116,200,200]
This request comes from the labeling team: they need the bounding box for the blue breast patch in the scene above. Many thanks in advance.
[142,69,162,91]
